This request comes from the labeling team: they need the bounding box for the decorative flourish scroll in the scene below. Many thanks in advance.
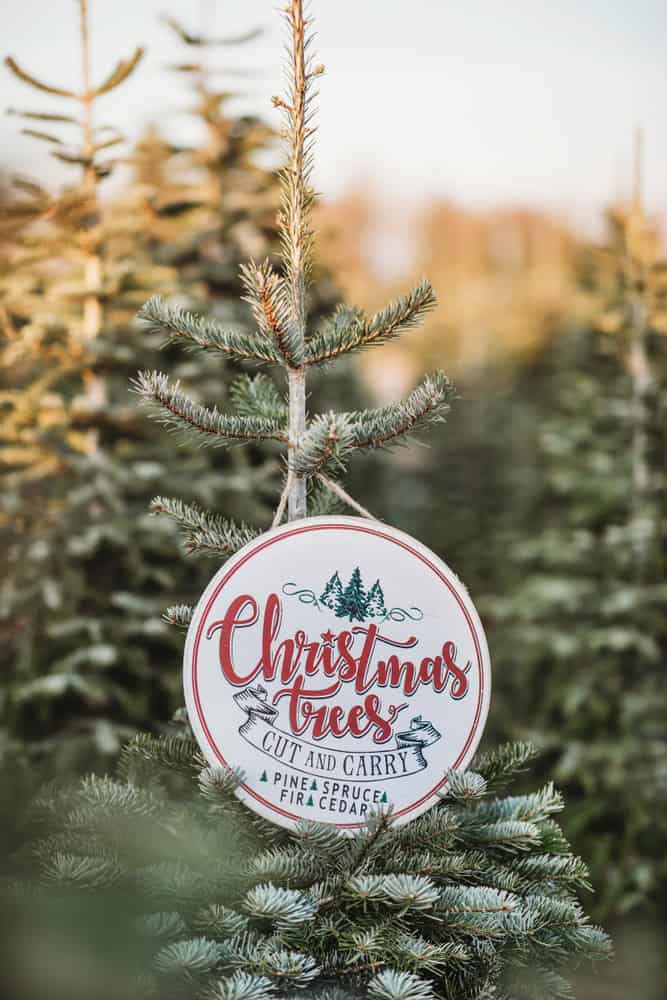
[385,606,424,623]
[282,582,320,608]
[281,568,423,624]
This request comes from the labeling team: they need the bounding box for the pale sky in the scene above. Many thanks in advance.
[3,1,667,225]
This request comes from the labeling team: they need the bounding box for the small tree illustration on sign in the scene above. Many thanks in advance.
[319,571,343,610]
[336,566,368,621]
[367,579,387,618]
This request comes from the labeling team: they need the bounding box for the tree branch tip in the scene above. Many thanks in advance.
[271,95,292,112]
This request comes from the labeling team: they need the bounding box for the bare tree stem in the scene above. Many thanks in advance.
[284,0,308,521]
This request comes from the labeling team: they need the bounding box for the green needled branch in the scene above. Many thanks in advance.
[132,371,287,448]
[306,279,437,365]
[346,372,455,451]
[150,497,259,557]
[138,296,284,364]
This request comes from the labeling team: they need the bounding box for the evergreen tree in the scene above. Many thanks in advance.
[12,3,610,996]
[487,171,667,917]
[336,568,369,622]
[11,732,610,1000]
[367,579,387,618]
[0,1,278,774]
[319,571,343,611]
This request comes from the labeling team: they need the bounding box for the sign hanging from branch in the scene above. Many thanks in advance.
[184,516,491,831]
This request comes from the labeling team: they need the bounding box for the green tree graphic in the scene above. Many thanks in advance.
[336,567,369,622]
[319,571,343,610]
[367,579,387,618]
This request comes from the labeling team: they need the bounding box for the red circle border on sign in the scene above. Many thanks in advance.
[190,520,486,829]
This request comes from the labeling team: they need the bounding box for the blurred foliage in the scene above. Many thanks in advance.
[0,8,287,777]
[358,197,667,927]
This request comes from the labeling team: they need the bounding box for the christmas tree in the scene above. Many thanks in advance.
[13,3,610,997]
[14,732,609,1000]
[367,579,388,619]
[0,0,279,774]
[319,572,343,610]
[486,150,667,918]
[336,568,369,622]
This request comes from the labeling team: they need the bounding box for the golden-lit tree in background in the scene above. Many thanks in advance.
[0,1,281,774]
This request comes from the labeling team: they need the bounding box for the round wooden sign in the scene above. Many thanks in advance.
[184,516,491,831]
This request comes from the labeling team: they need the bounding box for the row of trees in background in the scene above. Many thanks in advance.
[1,7,290,778]
[0,0,665,954]
[372,194,667,922]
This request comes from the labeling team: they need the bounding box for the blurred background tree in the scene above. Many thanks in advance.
[0,2,285,777]
[483,167,667,918]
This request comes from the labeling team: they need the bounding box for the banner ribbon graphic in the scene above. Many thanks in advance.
[234,686,441,783]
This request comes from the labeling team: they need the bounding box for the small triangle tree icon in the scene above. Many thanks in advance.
[260,770,268,782]
[306,795,314,807]
[320,571,343,610]
[336,567,368,622]
[380,791,388,804]
[367,580,387,618]
[310,780,318,790]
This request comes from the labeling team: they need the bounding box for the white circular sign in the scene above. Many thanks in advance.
[184,516,491,832]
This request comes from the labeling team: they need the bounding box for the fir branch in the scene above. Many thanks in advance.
[192,905,250,940]
[245,846,328,884]
[164,604,193,630]
[118,733,203,782]
[368,969,436,1000]
[217,933,320,986]
[273,0,323,519]
[229,373,288,423]
[443,770,488,803]
[306,280,436,365]
[138,912,188,941]
[394,934,470,974]
[240,260,300,367]
[75,775,164,819]
[138,296,283,364]
[150,496,259,558]
[345,372,454,451]
[4,56,76,98]
[243,884,318,926]
[205,971,277,1000]
[473,742,539,792]
[290,412,354,476]
[466,820,543,853]
[131,371,287,448]
[153,937,222,978]
[472,784,563,825]
[41,852,122,889]
[198,767,246,811]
